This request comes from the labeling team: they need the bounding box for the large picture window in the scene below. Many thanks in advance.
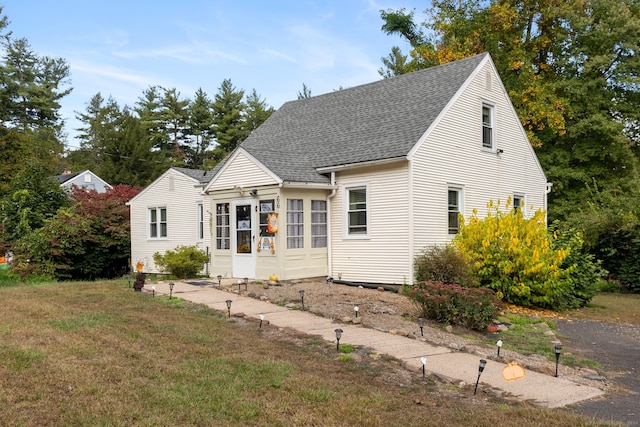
[216,203,230,250]
[149,207,167,238]
[287,199,304,249]
[311,200,327,248]
[347,186,367,236]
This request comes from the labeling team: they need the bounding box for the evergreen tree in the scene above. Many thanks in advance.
[211,79,246,158]
[159,87,190,163]
[244,89,274,134]
[184,88,214,169]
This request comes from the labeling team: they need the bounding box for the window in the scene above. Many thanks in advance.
[311,200,327,248]
[149,207,167,238]
[286,199,304,249]
[482,103,495,149]
[216,203,230,250]
[513,194,524,212]
[347,186,368,236]
[259,199,275,236]
[448,188,461,234]
[197,202,204,241]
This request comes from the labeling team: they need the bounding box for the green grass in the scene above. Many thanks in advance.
[0,280,608,426]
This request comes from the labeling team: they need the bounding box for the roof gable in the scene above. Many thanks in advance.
[127,167,210,205]
[240,53,488,182]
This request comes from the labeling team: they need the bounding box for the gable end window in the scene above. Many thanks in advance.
[346,186,368,237]
[482,103,495,150]
[448,188,462,235]
[149,207,167,239]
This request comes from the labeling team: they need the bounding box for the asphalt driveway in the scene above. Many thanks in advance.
[556,319,640,425]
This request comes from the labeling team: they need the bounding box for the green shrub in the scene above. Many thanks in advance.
[414,245,477,286]
[408,281,500,330]
[153,245,209,279]
[453,199,575,310]
[550,224,605,309]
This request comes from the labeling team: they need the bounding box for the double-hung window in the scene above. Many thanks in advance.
[216,203,230,250]
[287,199,304,249]
[346,186,368,237]
[197,202,204,241]
[482,103,495,150]
[448,187,462,235]
[149,207,167,238]
[311,200,327,248]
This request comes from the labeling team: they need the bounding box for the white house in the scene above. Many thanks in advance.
[127,167,214,274]
[130,53,550,284]
[53,170,112,193]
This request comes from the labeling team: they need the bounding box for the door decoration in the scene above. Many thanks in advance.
[267,212,278,234]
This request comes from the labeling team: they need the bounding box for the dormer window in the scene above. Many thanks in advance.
[482,103,495,150]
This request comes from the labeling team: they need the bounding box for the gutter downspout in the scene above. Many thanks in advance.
[545,182,553,225]
[327,172,337,279]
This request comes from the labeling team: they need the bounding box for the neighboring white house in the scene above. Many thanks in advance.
[130,53,550,284]
[53,170,112,193]
[127,167,214,274]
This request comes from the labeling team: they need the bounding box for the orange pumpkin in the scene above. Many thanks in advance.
[502,362,526,382]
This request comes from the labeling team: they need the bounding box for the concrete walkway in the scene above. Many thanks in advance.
[147,280,604,409]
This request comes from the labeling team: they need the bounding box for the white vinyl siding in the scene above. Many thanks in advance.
[410,59,547,260]
[206,151,278,191]
[286,199,304,249]
[128,169,211,274]
[331,165,410,284]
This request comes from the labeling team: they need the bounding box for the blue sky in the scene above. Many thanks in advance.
[4,1,427,149]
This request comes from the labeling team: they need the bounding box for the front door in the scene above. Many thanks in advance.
[232,200,256,278]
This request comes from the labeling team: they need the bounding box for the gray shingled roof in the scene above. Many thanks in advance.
[173,167,214,184]
[240,53,488,184]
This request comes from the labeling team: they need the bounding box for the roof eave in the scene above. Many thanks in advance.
[315,156,408,173]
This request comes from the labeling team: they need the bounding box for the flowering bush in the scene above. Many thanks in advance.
[408,281,500,330]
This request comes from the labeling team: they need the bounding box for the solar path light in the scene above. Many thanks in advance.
[335,328,343,351]
[555,345,562,377]
[474,359,487,395]
[168,282,175,300]
[418,317,425,336]
[259,314,264,329]
[497,339,503,356]
[217,275,222,286]
[421,356,427,378]
[243,277,248,291]
[299,289,305,311]
[152,285,156,298]
[225,300,232,318]
[354,306,359,318]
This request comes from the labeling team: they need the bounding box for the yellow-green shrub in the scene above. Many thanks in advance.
[453,199,573,309]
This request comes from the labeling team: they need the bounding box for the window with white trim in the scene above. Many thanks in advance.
[347,186,368,236]
[197,202,204,241]
[482,103,495,150]
[149,207,167,238]
[287,199,304,249]
[216,203,230,250]
[448,188,462,234]
[513,194,524,212]
[311,200,327,248]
